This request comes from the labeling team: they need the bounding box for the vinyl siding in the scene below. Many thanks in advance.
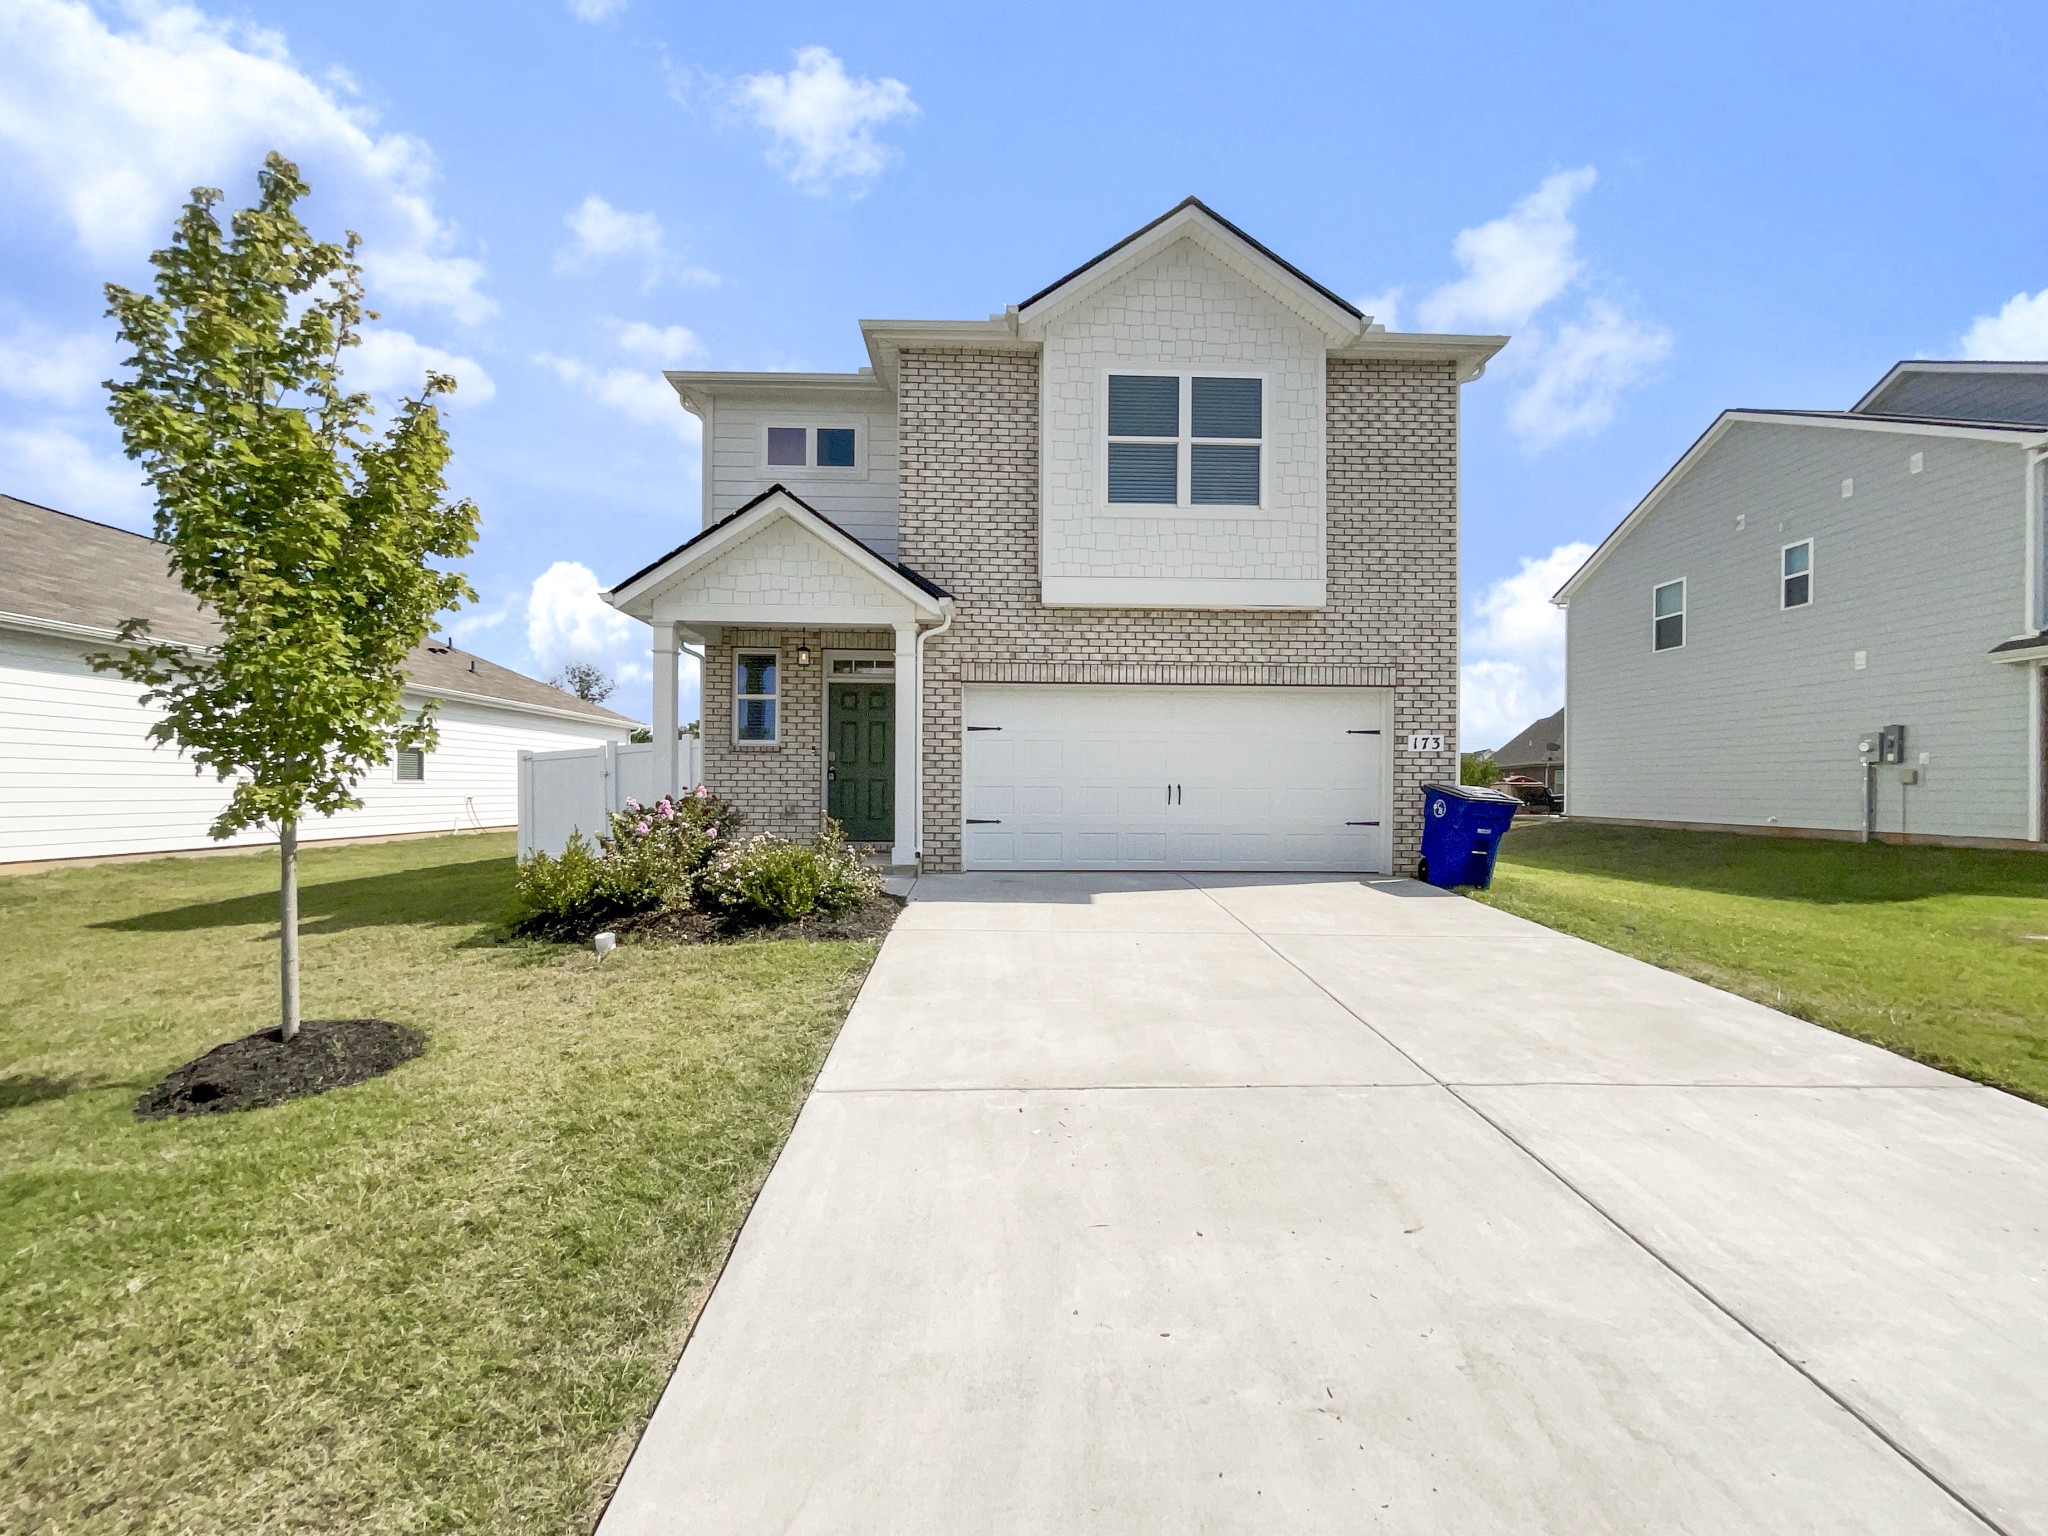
[708,390,901,557]
[1565,421,2035,840]
[0,628,632,863]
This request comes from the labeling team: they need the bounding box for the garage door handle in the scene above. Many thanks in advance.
[1347,729,1382,735]
[966,818,1002,825]
[967,726,1002,732]
[1347,820,1381,827]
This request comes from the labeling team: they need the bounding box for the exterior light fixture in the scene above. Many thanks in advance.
[796,642,813,666]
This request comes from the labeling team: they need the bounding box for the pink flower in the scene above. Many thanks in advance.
[635,820,651,835]
[657,799,675,818]
[707,826,719,839]
[693,785,712,800]
[623,797,641,811]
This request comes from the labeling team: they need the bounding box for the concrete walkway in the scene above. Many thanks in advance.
[600,874,2048,1535]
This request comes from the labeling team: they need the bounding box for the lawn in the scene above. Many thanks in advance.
[0,833,879,1535]
[1473,820,2048,1104]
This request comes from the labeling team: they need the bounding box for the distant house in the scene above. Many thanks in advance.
[0,495,637,865]
[1489,708,1564,793]
[1554,361,2048,848]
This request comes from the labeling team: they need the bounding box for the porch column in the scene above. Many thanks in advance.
[651,621,680,798]
[891,619,917,867]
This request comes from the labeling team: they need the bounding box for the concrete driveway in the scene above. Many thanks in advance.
[599,874,2048,1535]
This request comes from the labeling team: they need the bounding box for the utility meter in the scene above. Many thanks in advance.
[1879,724,1907,764]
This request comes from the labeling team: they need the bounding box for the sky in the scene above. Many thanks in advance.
[2,0,2044,748]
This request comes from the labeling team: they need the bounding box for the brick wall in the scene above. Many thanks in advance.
[898,348,1461,873]
[701,626,894,839]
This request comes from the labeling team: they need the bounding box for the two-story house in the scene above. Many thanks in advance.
[1555,360,2048,847]
[604,200,1505,874]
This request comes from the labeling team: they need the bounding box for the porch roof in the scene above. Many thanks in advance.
[604,485,951,627]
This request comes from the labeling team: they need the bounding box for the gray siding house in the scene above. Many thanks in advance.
[1555,361,2048,847]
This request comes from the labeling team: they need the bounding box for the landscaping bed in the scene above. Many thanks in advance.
[0,832,880,1534]
[1475,820,2048,1104]
[134,1016,425,1118]
[607,891,904,946]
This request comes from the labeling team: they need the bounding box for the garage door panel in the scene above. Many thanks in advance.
[961,685,1390,873]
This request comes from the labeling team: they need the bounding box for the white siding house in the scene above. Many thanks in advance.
[0,495,638,865]
[1555,362,2048,847]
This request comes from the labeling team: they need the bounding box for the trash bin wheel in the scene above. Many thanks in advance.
[1416,856,1428,883]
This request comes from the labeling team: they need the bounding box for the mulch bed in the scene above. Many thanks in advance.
[134,1018,426,1120]
[609,891,904,946]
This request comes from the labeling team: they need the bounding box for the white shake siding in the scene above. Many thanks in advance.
[1565,421,2034,840]
[0,628,631,863]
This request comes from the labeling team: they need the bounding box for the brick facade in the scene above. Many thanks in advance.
[898,348,1461,874]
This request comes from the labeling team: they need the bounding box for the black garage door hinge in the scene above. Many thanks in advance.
[1347,729,1382,735]
[966,725,1002,732]
[1346,821,1382,827]
[966,818,1002,824]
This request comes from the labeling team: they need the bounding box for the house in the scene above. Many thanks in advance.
[1488,707,1564,793]
[0,495,637,866]
[603,199,1506,874]
[1554,361,2048,847]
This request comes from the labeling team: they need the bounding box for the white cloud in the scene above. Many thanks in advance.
[0,424,152,523]
[0,0,493,321]
[1408,167,1666,450]
[525,560,641,678]
[1505,300,1671,449]
[1961,288,2048,359]
[1354,287,1402,332]
[1460,541,1593,749]
[1418,168,1595,332]
[348,328,495,405]
[0,323,113,406]
[567,0,626,19]
[536,353,693,434]
[555,195,717,288]
[734,46,917,194]
[609,319,702,361]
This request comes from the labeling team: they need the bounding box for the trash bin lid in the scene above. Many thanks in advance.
[1423,782,1522,804]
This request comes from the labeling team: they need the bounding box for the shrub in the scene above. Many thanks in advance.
[697,820,881,922]
[1460,753,1503,787]
[512,787,744,935]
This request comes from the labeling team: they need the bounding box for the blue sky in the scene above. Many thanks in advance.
[3,0,2044,745]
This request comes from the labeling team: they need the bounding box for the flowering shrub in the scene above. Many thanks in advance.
[512,786,743,935]
[697,819,881,922]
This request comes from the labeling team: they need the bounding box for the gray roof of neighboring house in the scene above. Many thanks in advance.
[0,493,636,726]
[1853,361,2048,427]
[1489,708,1564,769]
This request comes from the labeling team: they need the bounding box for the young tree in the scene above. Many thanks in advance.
[96,153,479,1041]
[550,661,615,703]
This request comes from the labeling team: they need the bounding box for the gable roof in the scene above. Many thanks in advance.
[605,484,951,615]
[0,493,636,726]
[1853,360,2048,427]
[1489,708,1564,767]
[1552,409,2048,605]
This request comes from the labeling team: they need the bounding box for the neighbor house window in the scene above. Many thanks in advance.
[1653,579,1686,651]
[1782,540,1812,609]
[764,425,858,470]
[735,652,778,743]
[394,748,425,782]
[1106,373,1263,507]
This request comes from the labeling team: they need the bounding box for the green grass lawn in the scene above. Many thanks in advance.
[1473,820,2048,1104]
[0,833,879,1535]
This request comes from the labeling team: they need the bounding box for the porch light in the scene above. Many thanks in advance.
[796,642,812,666]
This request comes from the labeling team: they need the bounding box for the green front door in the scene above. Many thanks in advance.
[828,682,894,842]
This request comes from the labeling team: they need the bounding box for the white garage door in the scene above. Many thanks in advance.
[961,685,1390,872]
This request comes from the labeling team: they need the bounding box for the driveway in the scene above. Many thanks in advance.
[599,874,2048,1535]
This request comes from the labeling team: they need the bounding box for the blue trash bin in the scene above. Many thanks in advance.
[1418,783,1521,890]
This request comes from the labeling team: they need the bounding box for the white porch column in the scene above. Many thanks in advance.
[891,619,917,867]
[651,621,680,798]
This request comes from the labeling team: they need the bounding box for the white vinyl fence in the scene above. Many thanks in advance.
[516,737,703,859]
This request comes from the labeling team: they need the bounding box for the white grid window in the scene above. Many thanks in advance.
[735,652,778,743]
[394,748,425,782]
[1653,579,1685,651]
[1105,373,1263,508]
[1782,540,1812,609]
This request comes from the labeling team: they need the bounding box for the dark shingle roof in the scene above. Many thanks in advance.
[0,493,635,725]
[1489,707,1564,769]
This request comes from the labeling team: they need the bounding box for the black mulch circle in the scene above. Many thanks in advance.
[134,1018,425,1120]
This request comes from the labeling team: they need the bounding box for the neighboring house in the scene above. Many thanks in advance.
[0,495,637,865]
[604,199,1505,874]
[1489,708,1564,793]
[1554,361,2048,848]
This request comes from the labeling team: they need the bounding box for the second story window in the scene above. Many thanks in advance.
[735,652,778,744]
[1653,579,1686,651]
[1106,373,1263,507]
[1782,540,1812,609]
[764,426,858,471]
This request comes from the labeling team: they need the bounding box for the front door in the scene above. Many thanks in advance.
[828,682,894,842]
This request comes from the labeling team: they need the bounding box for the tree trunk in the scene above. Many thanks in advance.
[279,818,301,1042]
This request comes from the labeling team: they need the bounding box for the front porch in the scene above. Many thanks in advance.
[604,488,952,868]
